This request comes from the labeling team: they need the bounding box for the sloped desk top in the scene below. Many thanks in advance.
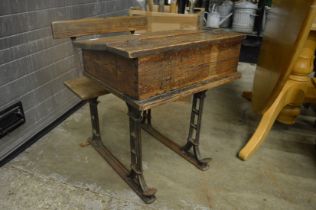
[74,29,245,108]
[74,30,244,58]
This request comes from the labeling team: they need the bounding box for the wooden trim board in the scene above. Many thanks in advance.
[51,16,147,39]
[84,71,241,110]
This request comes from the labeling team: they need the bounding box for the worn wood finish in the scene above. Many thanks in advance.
[85,71,240,110]
[252,0,316,113]
[82,50,139,99]
[146,0,154,11]
[137,40,241,99]
[74,30,199,52]
[64,76,108,100]
[55,18,245,202]
[130,6,203,17]
[51,16,147,39]
[129,7,204,32]
[80,30,244,100]
[74,30,244,58]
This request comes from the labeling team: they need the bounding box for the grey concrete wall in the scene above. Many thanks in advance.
[0,0,139,160]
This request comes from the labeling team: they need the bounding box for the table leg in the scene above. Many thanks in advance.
[239,33,316,160]
[141,91,211,171]
[238,87,289,160]
[182,91,211,170]
[126,104,157,200]
[88,98,102,144]
[87,98,156,204]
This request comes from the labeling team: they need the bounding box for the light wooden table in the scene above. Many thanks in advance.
[239,0,316,160]
[312,19,316,31]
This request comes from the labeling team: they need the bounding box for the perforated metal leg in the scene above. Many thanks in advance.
[127,104,157,200]
[141,91,211,171]
[87,98,156,204]
[182,91,211,170]
[88,98,100,138]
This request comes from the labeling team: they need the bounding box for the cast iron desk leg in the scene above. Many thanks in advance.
[87,98,156,204]
[182,91,211,170]
[142,91,211,171]
[127,104,157,199]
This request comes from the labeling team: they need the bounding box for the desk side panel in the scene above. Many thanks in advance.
[137,40,241,99]
[82,50,139,98]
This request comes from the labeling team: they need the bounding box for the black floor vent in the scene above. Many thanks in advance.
[0,102,25,139]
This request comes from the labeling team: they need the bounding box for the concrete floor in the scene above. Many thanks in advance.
[0,63,315,210]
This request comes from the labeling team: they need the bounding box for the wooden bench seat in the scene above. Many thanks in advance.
[64,76,108,100]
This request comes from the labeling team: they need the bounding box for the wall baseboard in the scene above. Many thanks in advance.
[0,101,86,167]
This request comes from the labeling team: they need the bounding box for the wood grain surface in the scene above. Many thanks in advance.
[312,18,316,31]
[64,76,108,100]
[74,29,245,58]
[81,30,244,100]
[85,71,241,110]
[51,16,147,39]
[136,40,241,99]
[82,50,139,99]
[129,7,204,32]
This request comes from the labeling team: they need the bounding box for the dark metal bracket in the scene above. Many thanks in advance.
[87,98,156,204]
[141,91,211,171]
[87,90,210,204]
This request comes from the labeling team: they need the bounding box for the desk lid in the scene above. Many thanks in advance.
[74,30,245,58]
